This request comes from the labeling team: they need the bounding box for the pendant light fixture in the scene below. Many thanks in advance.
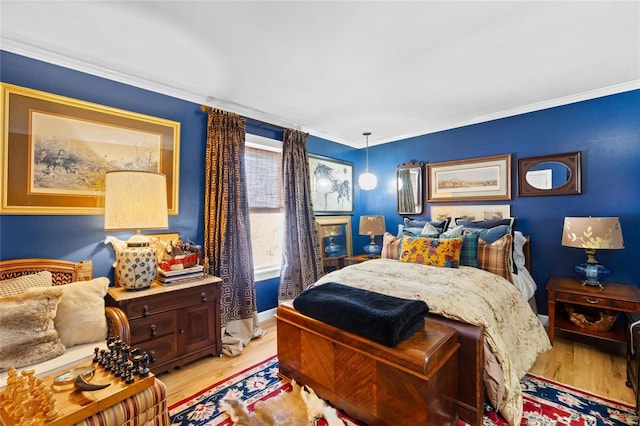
[358,131,377,190]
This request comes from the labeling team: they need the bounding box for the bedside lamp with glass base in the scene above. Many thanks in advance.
[561,216,624,289]
[359,215,386,258]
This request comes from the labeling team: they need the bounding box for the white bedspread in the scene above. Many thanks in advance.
[315,258,551,426]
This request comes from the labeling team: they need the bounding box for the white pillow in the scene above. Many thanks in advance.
[441,224,464,237]
[55,277,110,348]
[421,222,440,235]
[0,271,52,297]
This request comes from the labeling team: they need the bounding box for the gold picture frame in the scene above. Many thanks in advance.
[0,83,180,215]
[427,153,512,202]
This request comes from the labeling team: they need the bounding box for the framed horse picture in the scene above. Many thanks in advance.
[308,154,354,215]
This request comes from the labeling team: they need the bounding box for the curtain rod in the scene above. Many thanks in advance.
[200,104,289,134]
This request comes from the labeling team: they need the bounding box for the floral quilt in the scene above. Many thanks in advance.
[314,258,552,426]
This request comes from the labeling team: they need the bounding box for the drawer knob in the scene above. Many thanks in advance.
[180,329,185,334]
[584,297,601,304]
[201,292,208,303]
[149,350,157,363]
[142,304,150,316]
[150,324,157,337]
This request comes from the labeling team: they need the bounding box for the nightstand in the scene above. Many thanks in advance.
[106,276,222,374]
[344,254,379,266]
[546,275,640,345]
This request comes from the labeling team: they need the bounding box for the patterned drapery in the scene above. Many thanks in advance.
[279,129,324,301]
[203,108,263,356]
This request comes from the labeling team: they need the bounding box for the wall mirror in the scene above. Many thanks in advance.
[518,151,581,196]
[316,216,353,271]
[397,161,423,214]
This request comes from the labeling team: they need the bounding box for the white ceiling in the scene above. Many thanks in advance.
[1,1,639,148]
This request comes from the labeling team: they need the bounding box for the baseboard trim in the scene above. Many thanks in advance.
[258,308,277,323]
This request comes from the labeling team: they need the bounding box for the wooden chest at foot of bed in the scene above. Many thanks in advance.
[276,300,460,426]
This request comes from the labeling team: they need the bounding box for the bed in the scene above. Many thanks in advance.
[281,220,551,426]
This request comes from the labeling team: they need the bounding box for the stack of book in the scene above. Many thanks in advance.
[156,264,205,285]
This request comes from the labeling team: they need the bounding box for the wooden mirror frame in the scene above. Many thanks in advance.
[397,161,424,215]
[518,151,581,196]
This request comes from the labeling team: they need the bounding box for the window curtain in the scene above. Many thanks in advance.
[398,168,415,213]
[203,108,264,357]
[279,129,324,301]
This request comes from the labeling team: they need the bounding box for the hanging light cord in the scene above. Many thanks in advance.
[363,131,371,172]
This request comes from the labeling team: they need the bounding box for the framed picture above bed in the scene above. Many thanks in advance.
[430,204,511,225]
[427,154,512,202]
[308,154,354,215]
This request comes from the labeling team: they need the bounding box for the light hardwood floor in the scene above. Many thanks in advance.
[158,317,635,409]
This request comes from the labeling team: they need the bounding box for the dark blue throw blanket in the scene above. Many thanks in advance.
[293,282,429,347]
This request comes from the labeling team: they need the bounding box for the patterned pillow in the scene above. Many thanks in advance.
[456,217,518,273]
[477,234,513,283]
[0,271,53,297]
[381,232,401,260]
[440,233,479,267]
[399,236,463,268]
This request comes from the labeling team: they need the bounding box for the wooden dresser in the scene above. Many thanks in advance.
[106,276,222,374]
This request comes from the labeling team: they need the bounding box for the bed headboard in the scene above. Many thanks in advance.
[0,258,93,285]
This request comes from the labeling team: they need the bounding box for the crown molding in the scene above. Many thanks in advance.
[3,38,637,149]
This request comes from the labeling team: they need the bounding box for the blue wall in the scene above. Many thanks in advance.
[0,51,355,311]
[361,90,640,312]
[2,51,638,315]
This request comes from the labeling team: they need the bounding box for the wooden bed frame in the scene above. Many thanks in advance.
[276,238,534,426]
[0,258,130,344]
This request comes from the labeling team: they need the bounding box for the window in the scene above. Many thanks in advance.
[245,134,283,281]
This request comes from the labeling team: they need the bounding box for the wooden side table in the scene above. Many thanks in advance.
[106,276,222,374]
[343,254,379,266]
[323,255,346,272]
[546,275,640,344]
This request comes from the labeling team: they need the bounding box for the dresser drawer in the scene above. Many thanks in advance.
[135,333,178,369]
[121,286,218,319]
[556,291,637,311]
[130,310,177,345]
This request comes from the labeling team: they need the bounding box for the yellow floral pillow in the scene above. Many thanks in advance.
[399,236,463,268]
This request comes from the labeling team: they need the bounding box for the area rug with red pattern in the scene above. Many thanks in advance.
[169,356,638,425]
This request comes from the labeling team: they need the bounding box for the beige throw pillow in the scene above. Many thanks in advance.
[0,286,65,372]
[381,232,401,260]
[0,271,52,297]
[55,277,110,348]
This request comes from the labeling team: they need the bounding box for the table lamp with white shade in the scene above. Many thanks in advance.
[104,170,168,290]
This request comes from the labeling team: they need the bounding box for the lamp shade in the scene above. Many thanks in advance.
[322,225,343,237]
[104,171,169,232]
[561,217,624,250]
[359,215,386,236]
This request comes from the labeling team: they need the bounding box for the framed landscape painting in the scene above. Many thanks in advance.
[0,83,180,214]
[427,154,512,202]
[430,205,511,226]
[308,154,354,215]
